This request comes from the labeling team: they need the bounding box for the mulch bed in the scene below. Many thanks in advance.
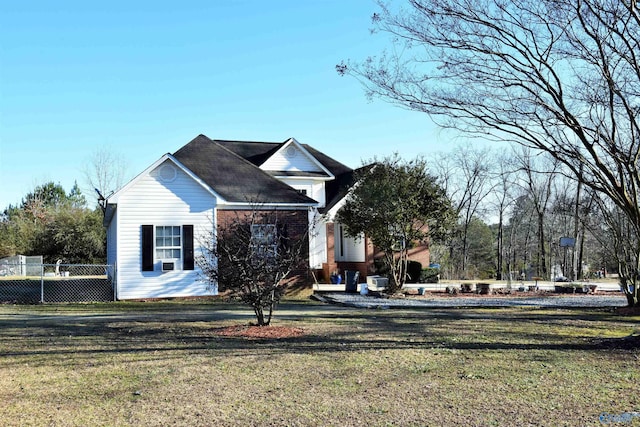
[212,325,306,339]
[614,305,640,315]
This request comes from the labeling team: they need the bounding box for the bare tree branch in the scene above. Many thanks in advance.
[340,0,640,305]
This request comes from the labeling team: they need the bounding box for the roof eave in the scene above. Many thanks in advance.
[218,201,318,210]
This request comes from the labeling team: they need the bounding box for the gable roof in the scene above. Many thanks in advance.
[264,138,334,178]
[173,135,316,205]
[214,139,281,166]
[103,153,222,226]
[213,137,355,207]
[216,138,351,178]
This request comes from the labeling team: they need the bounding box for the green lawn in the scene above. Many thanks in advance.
[0,300,638,426]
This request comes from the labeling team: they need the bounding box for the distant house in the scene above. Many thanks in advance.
[103,134,429,299]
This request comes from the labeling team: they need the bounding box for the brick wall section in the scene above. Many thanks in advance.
[320,222,430,284]
[321,223,378,283]
[216,209,310,283]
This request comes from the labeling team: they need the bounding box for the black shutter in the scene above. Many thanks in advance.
[141,225,154,271]
[183,225,194,270]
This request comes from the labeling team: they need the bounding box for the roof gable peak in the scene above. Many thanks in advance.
[260,138,335,178]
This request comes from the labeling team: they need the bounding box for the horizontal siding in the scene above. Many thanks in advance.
[261,146,323,172]
[116,160,217,299]
[280,178,326,207]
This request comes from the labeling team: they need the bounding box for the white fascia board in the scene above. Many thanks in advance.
[106,153,228,205]
[272,175,333,181]
[218,202,317,211]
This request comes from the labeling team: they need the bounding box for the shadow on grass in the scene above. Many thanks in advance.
[0,301,637,367]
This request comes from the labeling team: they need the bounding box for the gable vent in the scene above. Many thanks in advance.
[159,164,177,182]
[285,146,297,158]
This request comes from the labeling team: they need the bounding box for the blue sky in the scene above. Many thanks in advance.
[0,0,451,210]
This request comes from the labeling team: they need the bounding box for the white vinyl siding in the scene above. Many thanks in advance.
[260,144,324,173]
[114,159,216,299]
[279,178,326,207]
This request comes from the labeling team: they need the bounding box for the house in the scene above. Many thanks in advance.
[104,134,429,299]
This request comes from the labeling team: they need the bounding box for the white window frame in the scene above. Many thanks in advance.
[155,225,182,261]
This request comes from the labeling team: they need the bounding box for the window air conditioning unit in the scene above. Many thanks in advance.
[161,261,175,272]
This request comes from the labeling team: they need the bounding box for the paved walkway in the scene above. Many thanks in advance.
[321,292,628,309]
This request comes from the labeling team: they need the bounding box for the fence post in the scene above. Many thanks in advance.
[40,264,44,303]
[112,263,117,301]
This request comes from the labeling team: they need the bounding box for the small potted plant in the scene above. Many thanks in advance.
[330,270,342,284]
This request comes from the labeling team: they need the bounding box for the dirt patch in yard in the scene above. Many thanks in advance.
[212,324,306,339]
[614,305,640,315]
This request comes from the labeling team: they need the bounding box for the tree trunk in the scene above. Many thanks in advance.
[572,173,583,281]
[254,306,266,326]
[496,211,503,280]
[266,291,275,326]
[577,229,585,281]
[461,223,469,279]
[537,213,547,278]
[620,273,639,307]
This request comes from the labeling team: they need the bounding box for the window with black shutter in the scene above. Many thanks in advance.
[140,224,194,271]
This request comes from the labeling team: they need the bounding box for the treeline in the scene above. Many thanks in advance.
[432,144,618,281]
[0,182,105,264]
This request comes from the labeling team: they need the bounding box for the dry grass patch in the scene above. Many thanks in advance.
[0,301,638,426]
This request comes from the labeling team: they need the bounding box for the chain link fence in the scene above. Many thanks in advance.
[0,263,115,303]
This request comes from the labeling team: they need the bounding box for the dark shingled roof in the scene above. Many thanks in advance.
[216,139,353,180]
[214,140,281,166]
[300,144,356,212]
[302,144,352,178]
[173,135,316,205]
[322,169,356,213]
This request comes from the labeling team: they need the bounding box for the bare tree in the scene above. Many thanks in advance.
[83,146,129,203]
[197,209,309,326]
[449,144,495,278]
[508,194,533,280]
[487,151,518,280]
[432,145,494,279]
[513,148,560,278]
[593,195,640,306]
[339,0,640,305]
